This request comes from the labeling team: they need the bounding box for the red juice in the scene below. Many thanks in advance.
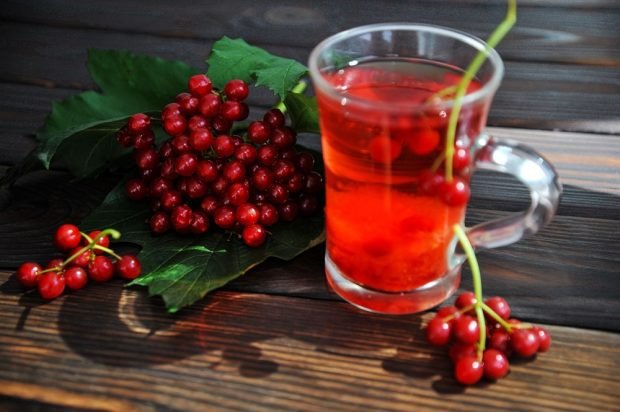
[317,59,487,298]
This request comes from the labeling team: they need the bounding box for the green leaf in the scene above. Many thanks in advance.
[37,49,197,176]
[206,37,308,100]
[81,149,325,313]
[284,93,320,134]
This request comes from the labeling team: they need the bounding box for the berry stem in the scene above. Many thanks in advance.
[64,228,122,266]
[481,302,514,331]
[277,80,308,113]
[454,224,486,356]
[443,0,516,182]
[92,245,123,260]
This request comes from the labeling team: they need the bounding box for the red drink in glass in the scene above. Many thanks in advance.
[317,60,485,313]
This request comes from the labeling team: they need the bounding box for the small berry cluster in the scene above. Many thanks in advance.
[116,74,323,247]
[425,292,551,385]
[15,224,141,300]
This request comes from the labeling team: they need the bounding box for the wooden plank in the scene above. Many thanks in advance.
[2,1,619,66]
[0,284,618,411]
[0,24,618,140]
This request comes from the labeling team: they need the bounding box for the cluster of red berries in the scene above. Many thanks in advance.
[15,224,141,300]
[425,292,551,385]
[116,74,323,247]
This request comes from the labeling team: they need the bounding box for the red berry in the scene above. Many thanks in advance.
[533,327,552,352]
[223,160,246,183]
[248,121,272,144]
[449,342,476,363]
[176,92,199,115]
[163,115,187,136]
[269,184,289,205]
[16,262,41,289]
[54,224,81,251]
[234,143,258,166]
[150,211,171,234]
[257,144,279,167]
[128,113,151,134]
[45,258,64,271]
[271,127,296,149]
[227,182,250,206]
[171,205,193,232]
[133,130,155,149]
[188,115,210,131]
[418,170,445,196]
[296,152,315,173]
[88,256,115,282]
[162,103,182,120]
[304,171,323,194]
[369,136,402,164]
[263,108,285,128]
[210,176,230,197]
[64,266,88,290]
[452,147,471,173]
[87,230,110,255]
[124,179,147,201]
[455,291,477,310]
[511,328,540,357]
[116,255,142,280]
[37,272,66,300]
[436,305,460,324]
[224,79,249,101]
[236,203,260,226]
[425,317,452,346]
[213,116,233,134]
[242,224,267,247]
[485,296,511,321]
[149,177,172,198]
[278,200,299,222]
[200,196,219,216]
[298,194,319,216]
[161,190,183,211]
[198,94,221,118]
[171,135,192,154]
[220,100,249,121]
[189,211,210,235]
[259,203,279,227]
[407,128,440,155]
[116,127,134,147]
[196,159,218,183]
[287,172,306,194]
[188,74,213,96]
[175,153,198,177]
[454,355,483,385]
[439,177,470,207]
[189,128,214,151]
[214,206,236,230]
[134,148,160,170]
[489,328,512,356]
[483,349,510,380]
[68,247,92,268]
[213,135,236,158]
[184,176,208,199]
[454,315,480,344]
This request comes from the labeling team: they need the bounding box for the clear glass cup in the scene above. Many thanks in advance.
[308,23,562,314]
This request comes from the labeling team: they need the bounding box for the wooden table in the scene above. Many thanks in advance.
[1,1,619,410]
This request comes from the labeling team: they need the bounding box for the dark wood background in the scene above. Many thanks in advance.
[0,1,619,410]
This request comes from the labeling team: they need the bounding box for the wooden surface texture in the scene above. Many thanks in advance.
[0,1,619,410]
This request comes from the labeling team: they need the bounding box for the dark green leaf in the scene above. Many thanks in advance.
[206,37,308,100]
[284,93,320,134]
[37,50,197,176]
[81,149,325,313]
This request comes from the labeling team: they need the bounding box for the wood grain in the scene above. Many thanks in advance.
[0,280,619,411]
[2,0,619,66]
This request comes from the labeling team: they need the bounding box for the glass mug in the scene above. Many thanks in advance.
[308,23,562,314]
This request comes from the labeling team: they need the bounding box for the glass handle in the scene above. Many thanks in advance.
[467,134,562,249]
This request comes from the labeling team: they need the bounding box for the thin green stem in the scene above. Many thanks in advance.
[481,302,513,332]
[444,0,516,181]
[454,224,486,356]
[93,245,123,261]
[64,228,122,266]
[276,80,308,113]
